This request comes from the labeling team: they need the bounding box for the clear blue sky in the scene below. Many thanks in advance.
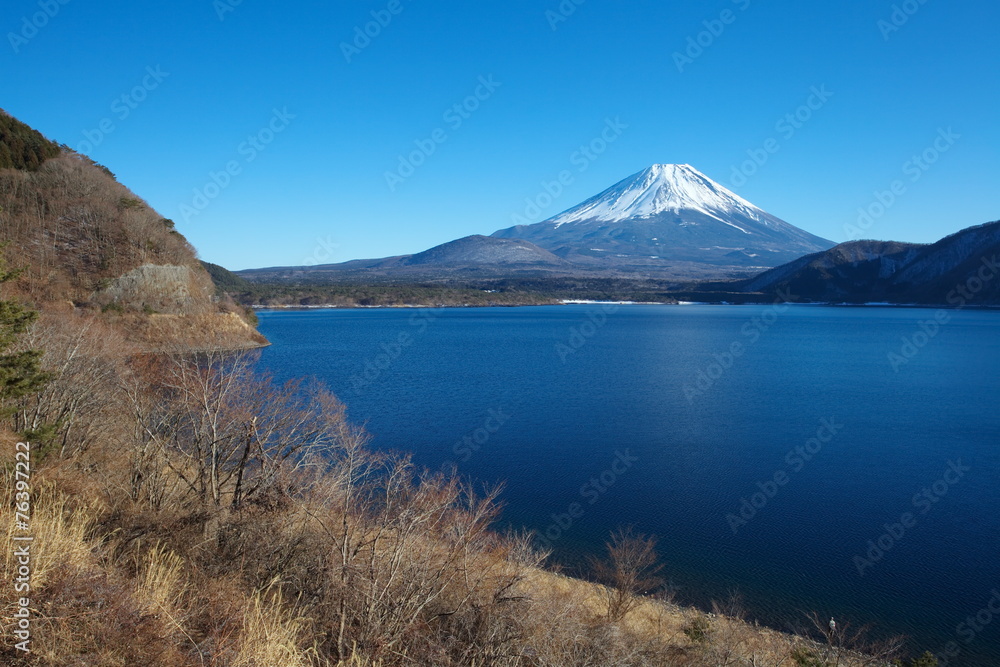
[3,0,997,270]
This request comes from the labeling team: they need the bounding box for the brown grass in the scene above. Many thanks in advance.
[231,587,316,667]
[126,312,269,352]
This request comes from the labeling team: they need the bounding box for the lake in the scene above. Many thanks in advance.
[256,304,1000,665]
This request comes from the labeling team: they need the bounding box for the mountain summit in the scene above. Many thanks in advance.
[492,164,833,277]
[548,164,770,228]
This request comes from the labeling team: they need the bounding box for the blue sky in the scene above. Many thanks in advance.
[2,0,997,270]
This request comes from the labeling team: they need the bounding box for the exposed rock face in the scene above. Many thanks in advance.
[98,264,214,314]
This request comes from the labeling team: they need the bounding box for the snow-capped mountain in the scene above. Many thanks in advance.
[548,164,772,229]
[492,164,833,276]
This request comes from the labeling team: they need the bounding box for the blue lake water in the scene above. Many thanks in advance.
[256,304,1000,665]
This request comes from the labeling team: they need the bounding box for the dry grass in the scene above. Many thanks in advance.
[1,478,93,591]
[135,544,186,619]
[231,587,316,667]
[128,312,269,352]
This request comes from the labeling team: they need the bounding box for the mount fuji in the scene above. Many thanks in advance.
[239,164,835,283]
[491,164,833,276]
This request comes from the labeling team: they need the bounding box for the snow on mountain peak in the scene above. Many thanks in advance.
[547,164,771,229]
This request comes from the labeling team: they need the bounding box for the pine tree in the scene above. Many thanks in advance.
[0,110,60,171]
[0,256,48,414]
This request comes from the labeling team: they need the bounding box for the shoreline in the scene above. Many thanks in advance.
[251,300,1000,312]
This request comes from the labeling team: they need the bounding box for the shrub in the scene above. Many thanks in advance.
[684,613,712,644]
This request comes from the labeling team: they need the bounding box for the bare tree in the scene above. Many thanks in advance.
[802,611,906,666]
[123,350,335,516]
[589,526,664,622]
[12,312,129,458]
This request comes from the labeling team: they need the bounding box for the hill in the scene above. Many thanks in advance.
[238,235,573,284]
[404,234,568,267]
[200,260,253,292]
[0,110,265,350]
[742,220,1000,305]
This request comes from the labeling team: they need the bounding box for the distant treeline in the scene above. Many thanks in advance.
[210,271,710,307]
[227,281,559,307]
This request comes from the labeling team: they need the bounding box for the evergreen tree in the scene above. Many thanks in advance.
[0,256,48,414]
[0,110,60,171]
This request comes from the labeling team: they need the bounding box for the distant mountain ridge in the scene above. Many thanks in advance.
[742,220,1000,305]
[404,235,566,267]
[239,236,568,283]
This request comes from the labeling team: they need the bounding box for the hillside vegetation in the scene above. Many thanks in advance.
[0,110,264,351]
[0,112,61,171]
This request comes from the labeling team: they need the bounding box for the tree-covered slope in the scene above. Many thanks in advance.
[0,109,61,171]
[0,109,265,349]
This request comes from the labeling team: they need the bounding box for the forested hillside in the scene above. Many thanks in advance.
[0,111,61,171]
[0,110,264,350]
